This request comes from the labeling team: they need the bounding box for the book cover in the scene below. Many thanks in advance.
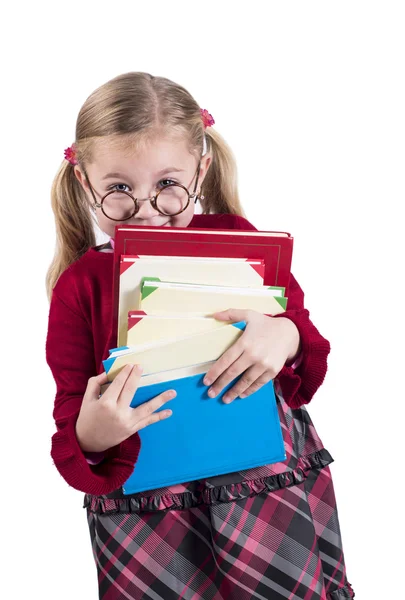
[103,321,247,381]
[127,311,227,346]
[117,254,265,346]
[120,362,286,494]
[140,279,288,316]
[113,223,293,345]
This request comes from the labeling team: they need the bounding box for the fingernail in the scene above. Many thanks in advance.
[208,388,216,398]
[203,377,211,386]
[223,395,232,404]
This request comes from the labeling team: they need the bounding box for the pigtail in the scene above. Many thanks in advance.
[46,160,95,300]
[200,128,246,217]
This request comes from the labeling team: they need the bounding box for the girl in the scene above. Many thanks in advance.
[46,72,354,600]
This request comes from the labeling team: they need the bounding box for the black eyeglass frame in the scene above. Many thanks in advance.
[81,160,202,221]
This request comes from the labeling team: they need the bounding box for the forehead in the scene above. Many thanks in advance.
[90,134,196,174]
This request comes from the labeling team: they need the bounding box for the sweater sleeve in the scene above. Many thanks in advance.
[46,286,141,496]
[272,273,331,408]
[232,214,331,408]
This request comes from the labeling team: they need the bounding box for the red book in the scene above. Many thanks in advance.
[112,224,293,345]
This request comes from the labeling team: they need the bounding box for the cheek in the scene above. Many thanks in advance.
[96,211,116,238]
[168,201,195,228]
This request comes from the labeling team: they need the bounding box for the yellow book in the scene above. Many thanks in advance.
[100,361,217,395]
[127,312,227,346]
[140,280,287,316]
[103,321,246,382]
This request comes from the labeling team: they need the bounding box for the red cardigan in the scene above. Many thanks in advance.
[46,214,331,495]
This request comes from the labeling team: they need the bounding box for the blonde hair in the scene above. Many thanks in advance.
[46,72,245,300]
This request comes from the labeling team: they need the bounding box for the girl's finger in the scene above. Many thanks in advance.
[203,340,244,387]
[206,354,251,399]
[101,364,138,403]
[92,370,109,388]
[85,371,110,402]
[131,389,176,425]
[212,308,250,323]
[134,407,173,433]
[116,364,144,407]
[225,368,273,403]
[238,371,274,399]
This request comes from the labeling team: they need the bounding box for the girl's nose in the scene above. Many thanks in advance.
[135,195,159,219]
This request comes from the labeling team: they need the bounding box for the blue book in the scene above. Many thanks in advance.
[122,362,286,495]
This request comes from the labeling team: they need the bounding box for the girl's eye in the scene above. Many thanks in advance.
[158,179,177,189]
[109,183,131,193]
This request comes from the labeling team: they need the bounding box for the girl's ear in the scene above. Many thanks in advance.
[198,153,212,186]
[73,166,88,191]
[73,166,94,210]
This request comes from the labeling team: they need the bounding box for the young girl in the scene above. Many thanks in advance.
[46,72,354,600]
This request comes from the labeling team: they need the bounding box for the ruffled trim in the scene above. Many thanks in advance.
[327,581,355,599]
[84,448,332,515]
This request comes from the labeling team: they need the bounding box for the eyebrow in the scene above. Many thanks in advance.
[102,167,185,181]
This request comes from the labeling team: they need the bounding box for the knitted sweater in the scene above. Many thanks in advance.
[46,213,331,495]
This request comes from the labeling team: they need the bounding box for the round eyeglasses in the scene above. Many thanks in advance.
[82,161,203,222]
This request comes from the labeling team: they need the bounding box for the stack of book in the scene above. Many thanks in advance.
[103,225,294,494]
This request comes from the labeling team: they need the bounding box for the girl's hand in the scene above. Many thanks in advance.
[75,364,175,453]
[203,309,300,403]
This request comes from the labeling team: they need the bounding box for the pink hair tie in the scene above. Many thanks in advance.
[64,144,78,165]
[200,108,215,129]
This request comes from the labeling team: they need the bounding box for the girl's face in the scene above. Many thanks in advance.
[74,134,212,239]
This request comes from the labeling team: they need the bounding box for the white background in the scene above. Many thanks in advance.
[2,1,404,598]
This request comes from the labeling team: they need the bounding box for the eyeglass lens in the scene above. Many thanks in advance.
[101,185,190,219]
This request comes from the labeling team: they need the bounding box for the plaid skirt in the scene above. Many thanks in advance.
[84,389,354,600]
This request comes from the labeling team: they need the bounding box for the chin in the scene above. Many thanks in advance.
[125,219,169,227]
